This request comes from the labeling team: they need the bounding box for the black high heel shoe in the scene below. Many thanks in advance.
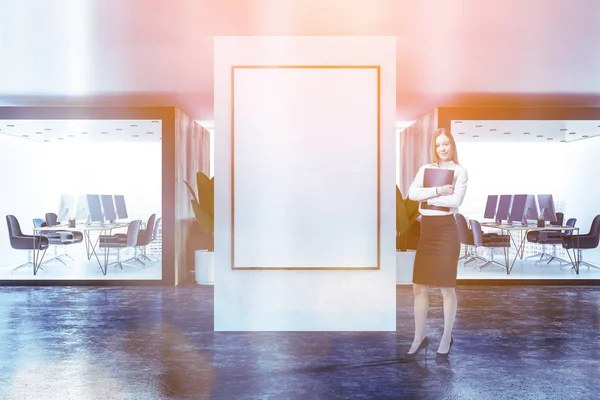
[406,337,429,358]
[436,337,454,358]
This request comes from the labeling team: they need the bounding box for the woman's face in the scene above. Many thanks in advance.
[435,134,453,162]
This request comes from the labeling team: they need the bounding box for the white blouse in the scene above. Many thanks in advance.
[408,161,468,216]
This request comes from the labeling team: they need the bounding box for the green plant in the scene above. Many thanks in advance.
[396,185,420,252]
[184,172,214,251]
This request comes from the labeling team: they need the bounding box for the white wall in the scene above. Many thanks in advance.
[564,136,600,264]
[0,134,162,268]
[214,36,397,331]
[457,142,567,219]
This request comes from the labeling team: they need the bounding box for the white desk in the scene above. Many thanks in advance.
[480,223,581,274]
[34,223,129,275]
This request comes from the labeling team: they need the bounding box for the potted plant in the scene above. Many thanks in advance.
[396,186,420,284]
[184,172,214,285]
[396,186,420,252]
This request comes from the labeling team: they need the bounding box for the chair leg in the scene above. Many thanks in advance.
[479,248,507,271]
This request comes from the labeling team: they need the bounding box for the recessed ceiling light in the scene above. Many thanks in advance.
[473,135,479,138]
[523,132,530,135]
[116,128,122,131]
[547,138,553,140]
[560,128,568,131]
[490,128,497,131]
[537,135,543,137]
[7,124,14,127]
[582,135,589,138]
[58,138,64,140]
[560,140,566,142]
[44,128,51,131]
[43,140,49,142]
[146,132,153,135]
[569,132,576,135]
[68,135,74,137]
[132,134,139,137]
[82,132,88,134]
[504,132,511,135]
[35,132,42,134]
[475,124,483,128]
[151,120,160,123]
[101,132,108,135]
[22,135,28,137]
[130,124,138,128]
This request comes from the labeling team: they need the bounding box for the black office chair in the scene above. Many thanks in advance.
[33,218,75,265]
[562,215,600,270]
[526,212,565,261]
[45,212,84,244]
[98,220,142,274]
[6,215,49,275]
[526,217,577,265]
[455,213,486,266]
[470,219,511,271]
[135,214,156,264]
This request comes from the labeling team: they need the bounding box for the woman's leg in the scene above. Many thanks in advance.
[408,283,429,353]
[438,287,457,353]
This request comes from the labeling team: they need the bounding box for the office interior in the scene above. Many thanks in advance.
[399,112,600,281]
[0,119,163,281]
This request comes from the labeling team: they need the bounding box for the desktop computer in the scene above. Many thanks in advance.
[483,195,499,221]
[524,194,539,223]
[56,194,76,223]
[508,194,528,225]
[101,195,118,224]
[495,195,512,224]
[537,194,558,223]
[114,195,128,220]
[86,194,104,225]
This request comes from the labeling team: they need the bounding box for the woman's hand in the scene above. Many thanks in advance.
[437,185,454,196]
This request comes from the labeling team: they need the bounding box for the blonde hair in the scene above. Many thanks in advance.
[430,128,459,165]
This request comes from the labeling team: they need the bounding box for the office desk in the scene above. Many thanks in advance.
[480,223,580,274]
[34,223,128,275]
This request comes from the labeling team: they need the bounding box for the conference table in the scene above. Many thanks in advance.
[33,223,129,275]
[479,222,581,274]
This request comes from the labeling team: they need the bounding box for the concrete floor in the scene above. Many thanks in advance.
[0,284,598,399]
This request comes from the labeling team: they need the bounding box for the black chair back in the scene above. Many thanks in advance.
[138,214,156,245]
[6,215,49,250]
[454,213,475,246]
[45,213,59,227]
[126,220,142,247]
[470,219,484,247]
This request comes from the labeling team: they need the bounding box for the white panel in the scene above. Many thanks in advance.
[233,67,378,268]
[214,36,397,331]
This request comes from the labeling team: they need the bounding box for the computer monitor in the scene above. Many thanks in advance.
[56,194,76,223]
[537,194,558,223]
[508,194,528,225]
[101,195,117,223]
[114,195,128,220]
[75,194,89,222]
[524,194,539,221]
[484,195,499,219]
[495,195,513,223]
[86,194,104,224]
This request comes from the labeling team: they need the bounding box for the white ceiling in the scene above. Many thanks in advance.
[1,1,600,122]
[0,120,162,143]
[451,120,600,143]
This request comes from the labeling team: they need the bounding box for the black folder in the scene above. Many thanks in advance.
[421,168,454,211]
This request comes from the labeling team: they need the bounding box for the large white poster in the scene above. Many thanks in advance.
[232,67,379,269]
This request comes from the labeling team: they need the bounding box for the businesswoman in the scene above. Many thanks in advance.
[406,128,468,358]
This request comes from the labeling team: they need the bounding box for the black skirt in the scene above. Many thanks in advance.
[412,214,460,287]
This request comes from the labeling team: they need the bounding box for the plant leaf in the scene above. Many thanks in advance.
[196,172,213,219]
[191,199,214,237]
[183,180,198,204]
